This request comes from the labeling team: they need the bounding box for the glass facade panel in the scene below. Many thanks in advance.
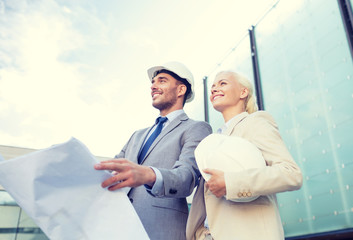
[0,206,19,227]
[255,0,353,237]
[186,75,209,122]
[0,191,49,239]
[207,34,254,130]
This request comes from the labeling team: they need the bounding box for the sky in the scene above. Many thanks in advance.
[0,0,277,157]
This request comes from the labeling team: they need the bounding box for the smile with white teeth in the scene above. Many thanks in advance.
[152,92,162,99]
[212,95,223,101]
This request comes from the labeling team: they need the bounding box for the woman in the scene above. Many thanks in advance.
[186,71,303,240]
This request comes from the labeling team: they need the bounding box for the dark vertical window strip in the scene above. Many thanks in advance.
[338,0,353,60]
[248,26,265,110]
[203,76,209,123]
[14,208,22,240]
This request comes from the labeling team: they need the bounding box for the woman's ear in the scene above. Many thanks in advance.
[240,88,249,99]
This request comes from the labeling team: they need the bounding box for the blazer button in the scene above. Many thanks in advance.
[242,192,247,197]
[247,192,252,197]
[129,198,133,203]
[169,189,177,194]
[237,192,242,198]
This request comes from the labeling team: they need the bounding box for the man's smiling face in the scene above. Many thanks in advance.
[151,72,179,113]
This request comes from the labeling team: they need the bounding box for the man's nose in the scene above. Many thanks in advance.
[151,82,157,90]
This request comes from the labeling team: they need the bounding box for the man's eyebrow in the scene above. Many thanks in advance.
[154,75,169,81]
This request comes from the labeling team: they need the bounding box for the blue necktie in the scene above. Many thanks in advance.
[138,117,168,164]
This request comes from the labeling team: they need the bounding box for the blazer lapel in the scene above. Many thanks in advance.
[223,112,248,136]
[140,113,188,164]
[135,125,154,164]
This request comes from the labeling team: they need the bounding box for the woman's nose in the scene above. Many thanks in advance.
[211,87,218,94]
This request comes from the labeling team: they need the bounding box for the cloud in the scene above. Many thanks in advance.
[0,2,98,151]
[0,0,284,157]
[0,0,159,156]
[120,27,160,53]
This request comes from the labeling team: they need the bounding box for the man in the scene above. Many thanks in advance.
[95,61,212,240]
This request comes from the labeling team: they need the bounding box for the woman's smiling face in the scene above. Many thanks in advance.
[210,72,246,113]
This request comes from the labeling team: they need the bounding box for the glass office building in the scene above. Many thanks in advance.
[0,146,109,240]
[0,191,48,240]
[200,0,353,239]
[1,0,353,239]
[0,146,49,240]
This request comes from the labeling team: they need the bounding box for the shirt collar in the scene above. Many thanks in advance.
[219,111,248,133]
[159,109,184,123]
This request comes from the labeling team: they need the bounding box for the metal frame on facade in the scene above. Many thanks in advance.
[248,26,265,110]
[338,0,353,60]
[203,76,210,123]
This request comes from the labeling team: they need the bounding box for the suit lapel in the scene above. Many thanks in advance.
[140,113,188,164]
[223,112,248,136]
[134,125,154,164]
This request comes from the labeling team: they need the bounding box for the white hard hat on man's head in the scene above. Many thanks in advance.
[147,61,195,103]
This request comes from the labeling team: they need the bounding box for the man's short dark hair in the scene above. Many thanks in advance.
[154,69,191,105]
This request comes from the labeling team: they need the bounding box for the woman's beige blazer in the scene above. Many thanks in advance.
[186,111,303,240]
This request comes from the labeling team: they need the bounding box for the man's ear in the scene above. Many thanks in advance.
[178,84,187,97]
[240,88,249,99]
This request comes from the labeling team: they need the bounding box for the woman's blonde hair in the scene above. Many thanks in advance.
[215,71,258,114]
